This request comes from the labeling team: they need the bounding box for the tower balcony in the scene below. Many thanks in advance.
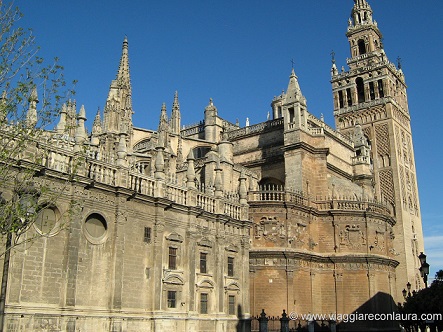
[248,185,393,217]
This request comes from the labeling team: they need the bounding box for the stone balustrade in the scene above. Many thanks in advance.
[129,172,155,196]
[5,130,247,220]
[226,118,283,140]
[87,160,117,186]
[249,187,392,216]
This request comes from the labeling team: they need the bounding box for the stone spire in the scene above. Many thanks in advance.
[285,68,305,105]
[90,108,102,146]
[238,169,248,205]
[186,149,196,189]
[75,105,87,143]
[159,103,168,131]
[214,161,223,198]
[66,100,77,137]
[55,103,67,134]
[204,98,219,142]
[103,37,133,134]
[92,108,102,135]
[350,0,374,28]
[26,86,38,127]
[117,132,128,166]
[282,67,308,132]
[116,36,131,91]
[155,146,165,180]
[158,102,169,148]
[171,91,181,135]
[73,104,86,153]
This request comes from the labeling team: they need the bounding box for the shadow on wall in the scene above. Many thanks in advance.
[249,292,402,332]
[236,304,251,332]
[337,291,399,331]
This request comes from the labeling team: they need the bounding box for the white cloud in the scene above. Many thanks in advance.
[424,235,443,278]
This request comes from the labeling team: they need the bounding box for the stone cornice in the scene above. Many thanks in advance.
[282,141,329,156]
[250,248,399,268]
[327,163,353,180]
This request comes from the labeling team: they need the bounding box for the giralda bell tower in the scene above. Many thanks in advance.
[331,0,424,300]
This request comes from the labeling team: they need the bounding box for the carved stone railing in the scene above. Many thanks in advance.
[129,172,155,196]
[1,126,247,221]
[306,113,354,146]
[352,154,370,165]
[166,182,187,205]
[197,192,216,213]
[317,199,392,216]
[309,127,324,136]
[181,121,205,137]
[248,187,308,206]
[224,201,241,220]
[45,149,73,174]
[249,187,392,216]
[226,118,283,140]
[87,160,117,186]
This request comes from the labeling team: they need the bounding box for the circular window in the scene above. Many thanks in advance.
[84,213,107,243]
[35,207,58,235]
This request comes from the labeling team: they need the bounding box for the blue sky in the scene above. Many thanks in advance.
[16,1,443,278]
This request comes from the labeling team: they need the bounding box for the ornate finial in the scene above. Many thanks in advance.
[397,56,402,69]
[172,91,180,110]
[92,107,102,136]
[331,50,336,64]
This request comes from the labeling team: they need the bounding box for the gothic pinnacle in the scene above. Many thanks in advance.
[116,36,131,90]
[173,91,179,108]
[285,68,303,103]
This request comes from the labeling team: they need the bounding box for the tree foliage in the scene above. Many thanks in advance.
[0,0,77,251]
[398,270,443,331]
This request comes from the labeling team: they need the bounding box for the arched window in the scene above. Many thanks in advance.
[346,88,353,106]
[378,79,385,97]
[338,91,344,108]
[369,82,375,100]
[356,77,365,103]
[358,39,366,55]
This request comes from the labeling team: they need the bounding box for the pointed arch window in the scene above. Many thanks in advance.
[378,79,385,98]
[358,39,366,55]
[369,82,376,100]
[346,88,353,106]
[338,91,344,108]
[356,77,365,103]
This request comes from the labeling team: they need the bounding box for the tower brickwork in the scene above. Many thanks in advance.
[331,0,424,300]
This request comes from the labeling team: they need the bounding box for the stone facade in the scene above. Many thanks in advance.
[0,1,423,331]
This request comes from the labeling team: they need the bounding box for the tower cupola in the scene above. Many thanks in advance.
[350,0,374,27]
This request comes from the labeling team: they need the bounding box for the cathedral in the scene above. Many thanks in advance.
[0,0,424,331]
